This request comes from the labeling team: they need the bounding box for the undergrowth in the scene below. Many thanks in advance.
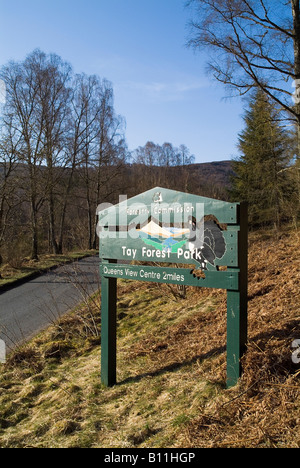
[0,229,299,448]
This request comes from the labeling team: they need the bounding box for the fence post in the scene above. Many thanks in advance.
[0,339,6,364]
[226,202,248,388]
[101,259,117,387]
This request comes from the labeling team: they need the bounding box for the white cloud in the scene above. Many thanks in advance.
[117,78,207,102]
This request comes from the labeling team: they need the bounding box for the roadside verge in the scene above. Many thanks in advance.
[0,251,98,294]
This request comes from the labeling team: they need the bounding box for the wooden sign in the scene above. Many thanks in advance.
[98,187,248,388]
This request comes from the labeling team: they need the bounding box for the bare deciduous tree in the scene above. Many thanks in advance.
[0,50,73,258]
[187,0,300,152]
[35,51,72,254]
[0,119,20,268]
[1,55,46,259]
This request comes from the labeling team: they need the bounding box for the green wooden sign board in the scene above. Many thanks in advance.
[98,187,248,388]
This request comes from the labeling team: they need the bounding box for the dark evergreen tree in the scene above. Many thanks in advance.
[231,88,293,228]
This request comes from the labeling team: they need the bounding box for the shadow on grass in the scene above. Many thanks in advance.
[118,343,227,387]
[118,318,300,388]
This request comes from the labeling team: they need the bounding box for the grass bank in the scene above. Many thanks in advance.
[0,229,299,448]
[0,250,97,291]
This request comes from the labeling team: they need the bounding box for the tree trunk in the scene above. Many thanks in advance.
[31,201,39,261]
[48,192,59,254]
[57,164,75,254]
[292,0,300,156]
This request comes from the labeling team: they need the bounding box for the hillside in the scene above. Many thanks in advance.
[0,228,299,448]
[186,160,233,187]
[126,160,234,201]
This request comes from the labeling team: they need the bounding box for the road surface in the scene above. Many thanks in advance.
[0,256,100,352]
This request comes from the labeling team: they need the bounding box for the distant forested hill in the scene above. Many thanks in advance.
[184,160,234,200]
[126,160,234,201]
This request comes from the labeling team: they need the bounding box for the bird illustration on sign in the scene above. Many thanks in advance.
[137,216,226,270]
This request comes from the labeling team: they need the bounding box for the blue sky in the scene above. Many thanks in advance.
[0,0,245,163]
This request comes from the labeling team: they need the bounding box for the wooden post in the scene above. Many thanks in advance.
[101,259,117,387]
[98,188,248,389]
[226,202,248,388]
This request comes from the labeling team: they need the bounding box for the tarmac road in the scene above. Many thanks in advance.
[0,256,100,353]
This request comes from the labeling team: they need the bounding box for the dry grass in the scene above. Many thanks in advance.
[185,228,300,448]
[0,250,97,289]
[0,228,300,447]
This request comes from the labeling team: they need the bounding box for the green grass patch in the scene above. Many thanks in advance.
[1,227,300,448]
[0,280,223,448]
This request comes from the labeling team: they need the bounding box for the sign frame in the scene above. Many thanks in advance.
[98,187,248,388]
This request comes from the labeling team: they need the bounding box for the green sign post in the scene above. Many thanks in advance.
[98,187,248,388]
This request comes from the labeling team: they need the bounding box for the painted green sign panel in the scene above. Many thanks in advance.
[100,263,239,290]
[98,187,240,270]
[98,187,248,389]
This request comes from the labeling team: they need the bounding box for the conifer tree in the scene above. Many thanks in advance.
[231,88,293,228]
